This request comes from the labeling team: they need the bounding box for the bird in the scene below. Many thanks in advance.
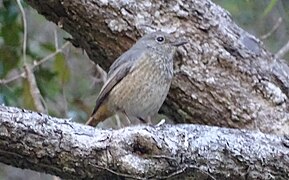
[86,31,187,127]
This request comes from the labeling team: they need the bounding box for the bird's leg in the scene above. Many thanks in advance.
[146,116,152,124]
[156,119,166,126]
[123,111,132,125]
[115,114,123,128]
[137,116,152,125]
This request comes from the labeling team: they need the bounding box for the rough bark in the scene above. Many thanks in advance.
[1,105,289,179]
[25,0,289,135]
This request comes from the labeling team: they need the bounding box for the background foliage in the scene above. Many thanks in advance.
[0,0,288,179]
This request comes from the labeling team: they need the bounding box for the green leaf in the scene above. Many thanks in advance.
[262,0,277,17]
[22,79,37,111]
[40,42,56,52]
[1,85,22,106]
[34,67,58,98]
[2,0,19,23]
[54,53,70,84]
[0,46,20,77]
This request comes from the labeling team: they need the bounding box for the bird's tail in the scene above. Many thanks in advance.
[85,103,112,127]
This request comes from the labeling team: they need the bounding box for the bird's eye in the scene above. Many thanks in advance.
[155,36,165,43]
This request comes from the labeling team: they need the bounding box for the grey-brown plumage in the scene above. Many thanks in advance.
[86,31,187,126]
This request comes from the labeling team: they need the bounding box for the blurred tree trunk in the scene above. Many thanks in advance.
[25,0,289,135]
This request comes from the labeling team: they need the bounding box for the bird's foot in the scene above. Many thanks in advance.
[156,119,166,126]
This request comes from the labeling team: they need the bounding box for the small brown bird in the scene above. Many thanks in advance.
[86,31,187,127]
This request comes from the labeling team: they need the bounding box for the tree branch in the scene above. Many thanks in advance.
[0,105,289,179]
[276,39,289,59]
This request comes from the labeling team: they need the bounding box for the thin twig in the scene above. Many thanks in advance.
[260,17,282,40]
[0,42,70,85]
[0,72,26,84]
[23,64,46,113]
[95,64,107,83]
[275,39,289,59]
[16,0,27,64]
[16,0,46,113]
[90,64,108,86]
[33,41,70,68]
[54,28,59,49]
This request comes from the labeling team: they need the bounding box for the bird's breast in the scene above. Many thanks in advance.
[107,52,174,118]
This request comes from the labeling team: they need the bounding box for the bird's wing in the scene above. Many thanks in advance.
[91,49,145,115]
[107,48,141,76]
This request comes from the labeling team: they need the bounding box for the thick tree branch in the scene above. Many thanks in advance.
[0,105,289,179]
[25,0,289,134]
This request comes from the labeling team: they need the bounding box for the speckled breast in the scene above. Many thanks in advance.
[107,52,174,119]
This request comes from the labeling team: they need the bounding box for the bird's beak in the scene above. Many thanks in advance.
[171,39,188,47]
